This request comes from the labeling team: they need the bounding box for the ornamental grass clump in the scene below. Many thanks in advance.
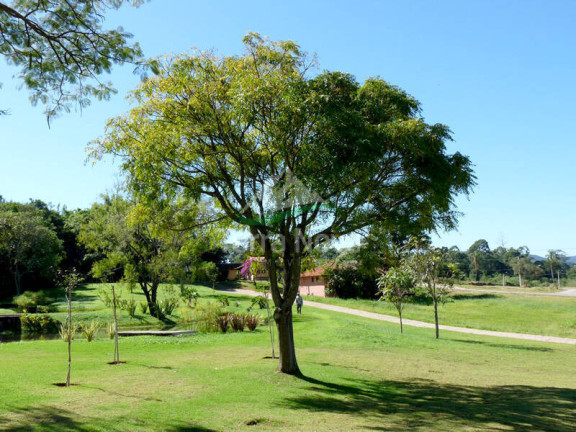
[80,320,101,342]
[107,323,115,339]
[59,322,79,342]
[230,313,246,332]
[245,314,260,331]
[216,313,231,333]
[139,302,148,314]
[159,298,179,316]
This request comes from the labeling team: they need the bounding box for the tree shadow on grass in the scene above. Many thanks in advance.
[0,406,102,432]
[451,293,502,301]
[286,375,576,431]
[451,338,554,352]
[165,426,219,432]
[82,385,164,402]
[0,406,219,432]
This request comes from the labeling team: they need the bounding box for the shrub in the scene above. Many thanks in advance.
[97,288,114,307]
[180,287,199,307]
[80,320,101,342]
[325,267,378,299]
[193,302,223,333]
[250,296,267,309]
[13,291,48,312]
[216,295,230,307]
[20,313,58,333]
[120,297,137,318]
[230,313,246,331]
[139,302,148,314]
[36,305,49,314]
[245,314,260,331]
[216,313,231,333]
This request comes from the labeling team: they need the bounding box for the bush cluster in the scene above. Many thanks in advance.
[13,291,50,312]
[20,313,58,333]
[325,267,378,299]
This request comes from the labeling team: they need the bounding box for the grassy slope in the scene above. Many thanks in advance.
[0,289,575,431]
[306,292,576,338]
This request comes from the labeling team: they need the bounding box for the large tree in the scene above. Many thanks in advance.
[94,34,475,375]
[78,195,221,318]
[0,208,63,295]
[512,257,544,286]
[545,249,567,286]
[0,0,151,120]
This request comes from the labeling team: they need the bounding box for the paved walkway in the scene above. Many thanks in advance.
[223,288,576,346]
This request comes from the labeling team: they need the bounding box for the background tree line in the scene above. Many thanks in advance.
[0,194,232,302]
[320,234,576,292]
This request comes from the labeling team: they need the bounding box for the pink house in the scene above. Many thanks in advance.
[299,264,333,297]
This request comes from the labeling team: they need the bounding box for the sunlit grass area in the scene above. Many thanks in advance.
[1,290,575,431]
[306,291,576,338]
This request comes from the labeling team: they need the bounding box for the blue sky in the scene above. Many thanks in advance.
[1,0,576,254]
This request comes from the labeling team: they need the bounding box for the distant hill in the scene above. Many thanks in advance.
[530,255,576,264]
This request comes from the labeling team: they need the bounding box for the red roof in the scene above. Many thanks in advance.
[300,262,334,277]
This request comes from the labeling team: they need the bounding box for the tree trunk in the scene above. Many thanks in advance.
[398,307,403,333]
[274,302,300,375]
[433,298,439,339]
[14,271,22,296]
[111,285,120,364]
[261,234,302,375]
[265,292,276,359]
[140,281,160,318]
[66,289,72,386]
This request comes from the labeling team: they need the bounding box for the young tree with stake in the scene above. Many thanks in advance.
[59,269,83,387]
[405,239,456,339]
[378,267,415,333]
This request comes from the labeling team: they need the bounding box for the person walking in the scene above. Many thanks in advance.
[296,293,303,314]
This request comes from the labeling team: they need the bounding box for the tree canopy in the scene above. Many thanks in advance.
[0,0,151,120]
[0,206,63,295]
[94,33,475,374]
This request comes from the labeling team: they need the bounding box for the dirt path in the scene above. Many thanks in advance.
[223,288,576,345]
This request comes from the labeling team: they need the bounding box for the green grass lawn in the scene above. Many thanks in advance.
[1,288,575,431]
[305,292,576,338]
[6,282,576,339]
